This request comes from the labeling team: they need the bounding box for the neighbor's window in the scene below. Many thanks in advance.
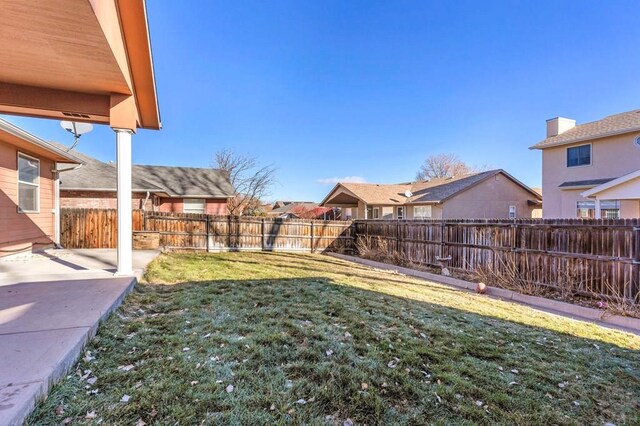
[567,144,591,167]
[372,207,380,219]
[382,206,394,219]
[414,205,432,219]
[183,198,205,214]
[509,205,516,219]
[397,206,404,220]
[576,200,620,219]
[17,153,39,213]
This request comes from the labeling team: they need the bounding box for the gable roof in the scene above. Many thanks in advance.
[53,143,234,198]
[581,169,640,198]
[50,141,164,192]
[132,165,234,198]
[530,109,640,149]
[270,202,321,214]
[0,118,84,164]
[321,170,541,206]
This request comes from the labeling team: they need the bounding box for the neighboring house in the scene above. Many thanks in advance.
[320,169,541,219]
[267,201,336,219]
[530,110,640,219]
[0,118,83,256]
[55,145,234,214]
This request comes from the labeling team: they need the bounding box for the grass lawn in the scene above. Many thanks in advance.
[29,252,640,425]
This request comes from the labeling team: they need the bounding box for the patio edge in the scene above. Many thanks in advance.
[326,253,640,335]
[5,276,137,426]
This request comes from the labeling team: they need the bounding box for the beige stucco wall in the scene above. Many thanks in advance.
[440,174,537,218]
[541,132,640,218]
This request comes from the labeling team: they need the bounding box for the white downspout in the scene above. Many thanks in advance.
[52,163,83,248]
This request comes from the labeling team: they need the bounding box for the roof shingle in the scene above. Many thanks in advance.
[531,109,640,149]
[323,170,541,206]
[52,142,234,198]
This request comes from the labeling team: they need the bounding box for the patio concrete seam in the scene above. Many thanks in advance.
[326,253,640,335]
[0,325,91,337]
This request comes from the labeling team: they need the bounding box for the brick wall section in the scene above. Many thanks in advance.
[158,198,228,214]
[0,141,55,255]
[61,191,228,214]
[206,199,229,215]
[61,190,153,210]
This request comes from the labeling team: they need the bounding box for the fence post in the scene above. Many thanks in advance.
[228,215,232,250]
[396,220,401,254]
[261,218,265,251]
[440,221,446,260]
[205,215,210,252]
[311,220,315,253]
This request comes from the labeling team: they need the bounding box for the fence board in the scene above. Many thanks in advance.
[356,218,640,302]
[60,210,639,301]
[60,209,355,253]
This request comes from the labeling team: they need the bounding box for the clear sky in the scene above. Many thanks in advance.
[5,0,640,202]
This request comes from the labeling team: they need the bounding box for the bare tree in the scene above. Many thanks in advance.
[214,149,276,216]
[415,153,477,181]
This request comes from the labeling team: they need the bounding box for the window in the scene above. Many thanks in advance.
[372,207,380,219]
[414,205,432,219]
[382,206,393,219]
[567,144,591,167]
[17,153,39,213]
[397,206,404,220]
[576,200,620,219]
[508,205,516,219]
[183,198,205,214]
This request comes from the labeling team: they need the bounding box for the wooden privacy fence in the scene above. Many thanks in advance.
[356,218,640,301]
[60,209,640,300]
[60,208,355,253]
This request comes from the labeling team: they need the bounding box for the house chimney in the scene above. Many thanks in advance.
[546,117,576,138]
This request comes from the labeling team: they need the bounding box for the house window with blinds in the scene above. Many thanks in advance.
[183,198,205,214]
[17,153,40,213]
[576,200,620,219]
[413,205,432,219]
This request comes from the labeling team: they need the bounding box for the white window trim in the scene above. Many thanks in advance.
[183,198,206,214]
[414,205,432,219]
[17,152,40,214]
[566,143,592,168]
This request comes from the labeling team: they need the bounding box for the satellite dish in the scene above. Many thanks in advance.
[404,190,413,198]
[60,121,93,150]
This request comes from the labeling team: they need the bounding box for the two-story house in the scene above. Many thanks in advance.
[531,110,640,219]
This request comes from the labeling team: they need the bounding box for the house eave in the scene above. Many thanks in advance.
[530,127,640,150]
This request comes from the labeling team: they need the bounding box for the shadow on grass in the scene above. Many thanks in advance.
[28,271,640,426]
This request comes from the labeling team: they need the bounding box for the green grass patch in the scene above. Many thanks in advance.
[29,252,640,425]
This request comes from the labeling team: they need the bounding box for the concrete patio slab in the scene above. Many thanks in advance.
[0,249,159,285]
[0,249,159,425]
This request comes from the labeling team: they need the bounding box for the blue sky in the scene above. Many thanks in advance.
[5,0,640,201]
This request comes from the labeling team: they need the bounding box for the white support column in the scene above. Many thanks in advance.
[115,128,133,275]
[53,164,60,246]
[594,198,602,219]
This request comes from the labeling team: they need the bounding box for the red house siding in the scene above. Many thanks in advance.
[0,141,56,255]
[206,199,228,215]
[62,191,229,215]
[61,190,153,210]
[157,198,228,214]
